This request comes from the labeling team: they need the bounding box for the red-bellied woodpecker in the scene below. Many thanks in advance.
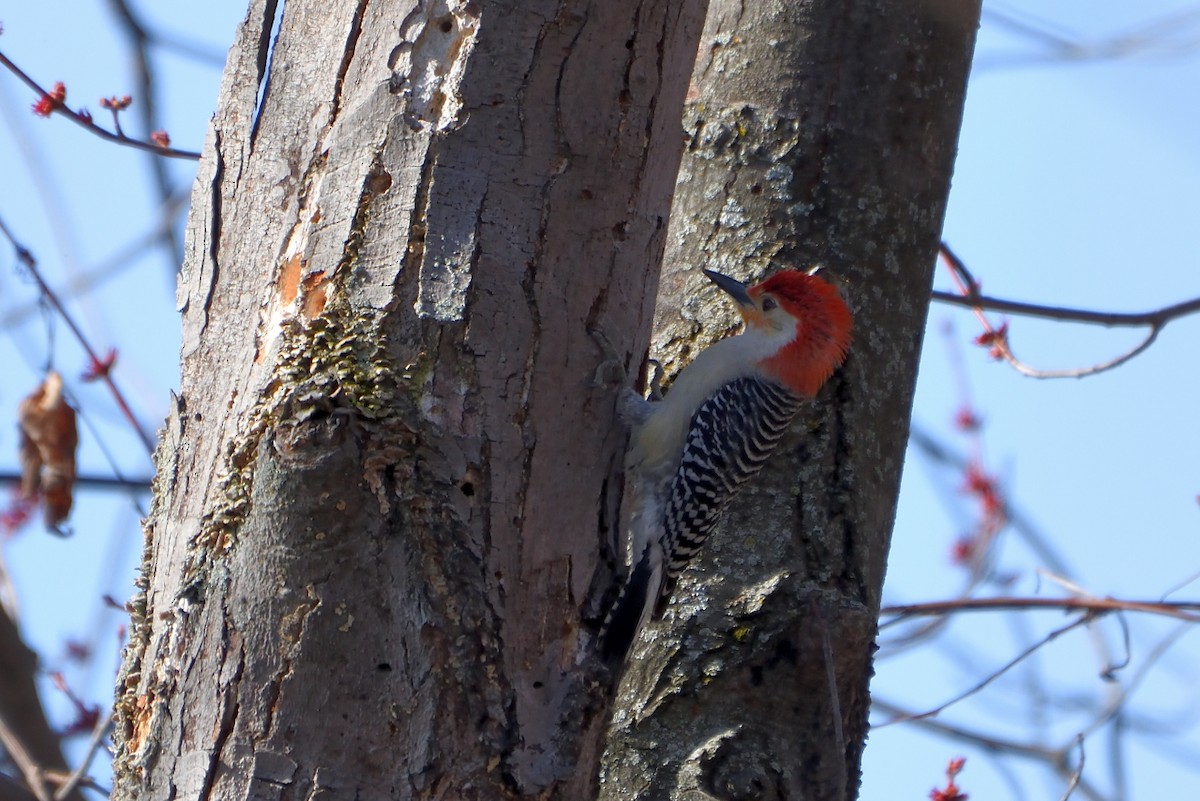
[600,268,853,661]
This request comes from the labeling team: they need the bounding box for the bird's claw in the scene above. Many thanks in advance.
[589,328,627,388]
[646,359,665,402]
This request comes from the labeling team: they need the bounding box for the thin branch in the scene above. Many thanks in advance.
[1161,568,1200,602]
[877,616,1094,727]
[908,425,1076,578]
[978,5,1200,68]
[0,472,152,493]
[148,29,228,67]
[873,698,1049,759]
[0,714,53,801]
[0,214,156,454]
[872,699,1112,801]
[105,0,185,265]
[0,48,200,160]
[880,423,1081,654]
[1081,623,1196,742]
[1059,734,1086,801]
[0,189,188,329]
[931,288,1200,329]
[881,596,1200,625]
[934,243,1200,379]
[70,396,152,518]
[52,711,110,801]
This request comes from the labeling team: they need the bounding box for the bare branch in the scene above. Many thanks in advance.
[931,288,1200,329]
[0,190,188,330]
[0,213,156,454]
[978,6,1200,69]
[882,596,1200,625]
[0,472,152,493]
[1059,735,1085,801]
[0,714,53,801]
[877,616,1094,727]
[0,48,200,160]
[933,242,1200,379]
[872,699,1112,801]
[104,0,187,264]
[52,710,111,801]
[908,425,1077,578]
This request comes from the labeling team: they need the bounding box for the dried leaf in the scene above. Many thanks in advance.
[17,371,79,529]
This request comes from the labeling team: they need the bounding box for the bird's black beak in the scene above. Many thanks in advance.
[703,269,754,308]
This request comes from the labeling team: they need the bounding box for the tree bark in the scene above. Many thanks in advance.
[110,1,707,799]
[601,1,981,799]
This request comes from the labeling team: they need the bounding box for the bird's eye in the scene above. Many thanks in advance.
[761,296,777,312]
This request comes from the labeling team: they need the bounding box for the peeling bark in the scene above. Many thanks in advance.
[601,1,981,799]
[111,1,707,799]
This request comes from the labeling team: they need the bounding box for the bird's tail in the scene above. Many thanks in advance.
[599,553,660,663]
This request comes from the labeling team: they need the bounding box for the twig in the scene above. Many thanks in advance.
[52,711,111,801]
[978,6,1200,68]
[881,596,1200,625]
[0,48,200,160]
[0,472,152,493]
[1081,622,1194,741]
[908,425,1077,579]
[105,0,187,264]
[934,243,1200,379]
[873,698,1048,758]
[0,712,53,801]
[932,288,1200,329]
[0,213,156,455]
[1059,734,1086,801]
[877,616,1094,726]
[1161,567,1200,601]
[0,191,189,329]
[872,698,1111,801]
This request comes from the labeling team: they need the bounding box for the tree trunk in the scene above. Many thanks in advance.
[601,1,981,799]
[110,1,707,799]
[0,606,85,801]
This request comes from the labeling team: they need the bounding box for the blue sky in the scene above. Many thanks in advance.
[1,2,1198,799]
[873,4,1200,798]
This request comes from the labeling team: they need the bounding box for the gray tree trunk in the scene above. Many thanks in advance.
[109,0,707,799]
[601,1,981,799]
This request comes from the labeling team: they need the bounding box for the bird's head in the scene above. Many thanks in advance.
[704,268,853,397]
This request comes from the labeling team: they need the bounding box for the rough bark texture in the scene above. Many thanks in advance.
[110,1,707,799]
[601,1,981,799]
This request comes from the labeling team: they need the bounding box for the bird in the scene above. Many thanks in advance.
[599,268,853,661]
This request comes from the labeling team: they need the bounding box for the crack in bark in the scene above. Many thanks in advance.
[617,1,671,211]
[249,0,284,148]
[551,6,590,153]
[263,585,321,743]
[511,234,542,532]
[200,133,224,331]
[830,371,863,598]
[329,0,370,122]
[397,138,436,292]
[198,631,243,801]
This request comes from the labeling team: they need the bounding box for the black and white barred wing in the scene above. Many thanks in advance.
[601,375,800,661]
[660,376,801,592]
